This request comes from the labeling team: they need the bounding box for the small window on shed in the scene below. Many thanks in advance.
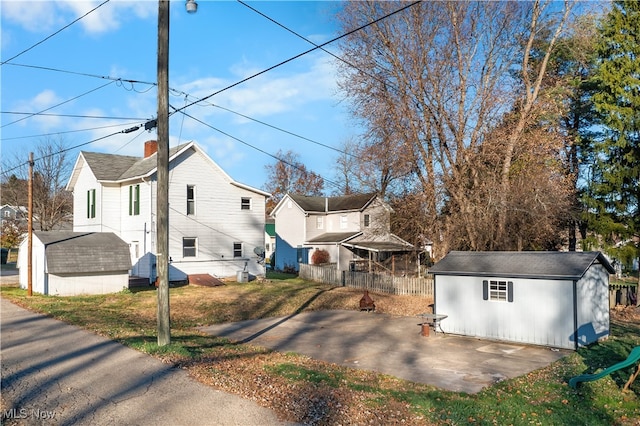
[483,279,513,302]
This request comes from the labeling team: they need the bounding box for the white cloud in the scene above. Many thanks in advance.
[2,0,155,35]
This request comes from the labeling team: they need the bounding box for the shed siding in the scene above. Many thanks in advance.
[575,264,610,347]
[47,273,129,296]
[435,275,576,349]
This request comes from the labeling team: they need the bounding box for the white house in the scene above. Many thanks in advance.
[428,251,615,350]
[66,140,270,281]
[18,231,131,296]
[270,193,414,272]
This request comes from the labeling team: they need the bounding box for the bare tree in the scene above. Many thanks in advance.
[1,137,74,231]
[336,0,578,257]
[263,150,324,213]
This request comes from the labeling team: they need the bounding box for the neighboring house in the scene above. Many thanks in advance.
[66,140,270,281]
[428,251,615,350]
[17,231,131,296]
[270,193,414,272]
[265,218,276,263]
[1,204,26,225]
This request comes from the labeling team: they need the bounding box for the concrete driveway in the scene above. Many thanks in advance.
[0,297,294,425]
[199,310,570,394]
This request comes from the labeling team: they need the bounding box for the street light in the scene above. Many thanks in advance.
[156,0,197,347]
[186,0,198,13]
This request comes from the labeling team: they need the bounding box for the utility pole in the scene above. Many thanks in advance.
[156,0,170,346]
[27,152,33,297]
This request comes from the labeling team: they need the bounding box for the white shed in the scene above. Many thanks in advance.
[18,231,132,296]
[429,251,615,350]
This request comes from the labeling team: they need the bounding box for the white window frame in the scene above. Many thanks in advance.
[183,237,197,257]
[241,197,252,210]
[340,214,348,229]
[233,242,242,258]
[316,216,323,229]
[187,185,196,215]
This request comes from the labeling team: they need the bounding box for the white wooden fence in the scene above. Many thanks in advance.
[299,264,433,297]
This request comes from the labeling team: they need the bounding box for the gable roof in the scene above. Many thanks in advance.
[429,251,615,280]
[307,231,361,244]
[34,231,131,274]
[290,193,378,213]
[67,141,270,197]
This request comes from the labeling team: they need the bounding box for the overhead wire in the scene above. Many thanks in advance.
[169,0,422,118]
[0,122,143,141]
[0,0,111,65]
[172,106,344,192]
[1,112,147,121]
[1,80,116,128]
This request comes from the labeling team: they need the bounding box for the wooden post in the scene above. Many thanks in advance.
[27,152,33,297]
[156,0,170,346]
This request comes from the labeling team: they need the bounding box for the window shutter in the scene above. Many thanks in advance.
[482,280,488,300]
[87,190,91,218]
[135,185,140,215]
[508,281,514,302]
[129,186,133,216]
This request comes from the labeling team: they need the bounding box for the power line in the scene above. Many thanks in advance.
[170,1,422,117]
[237,0,406,102]
[1,80,116,128]
[0,0,111,65]
[1,112,148,121]
[1,124,142,176]
[0,122,143,141]
[174,108,345,192]
[4,63,156,92]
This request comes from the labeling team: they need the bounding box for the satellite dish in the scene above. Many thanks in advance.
[253,246,265,258]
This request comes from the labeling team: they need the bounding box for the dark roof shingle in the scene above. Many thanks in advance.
[429,251,614,280]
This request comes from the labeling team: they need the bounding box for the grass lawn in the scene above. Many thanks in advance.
[1,275,639,425]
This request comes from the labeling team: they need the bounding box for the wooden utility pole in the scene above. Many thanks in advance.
[156,0,170,346]
[27,152,33,297]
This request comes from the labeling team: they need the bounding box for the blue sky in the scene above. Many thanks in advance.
[1,0,354,192]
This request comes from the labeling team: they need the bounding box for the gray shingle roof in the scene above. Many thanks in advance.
[290,193,377,213]
[35,231,131,274]
[428,251,615,280]
[81,143,190,181]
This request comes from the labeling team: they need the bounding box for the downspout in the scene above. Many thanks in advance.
[572,280,578,351]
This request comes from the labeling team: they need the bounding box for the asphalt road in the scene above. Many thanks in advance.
[1,296,295,426]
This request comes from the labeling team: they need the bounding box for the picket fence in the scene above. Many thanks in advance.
[299,263,434,297]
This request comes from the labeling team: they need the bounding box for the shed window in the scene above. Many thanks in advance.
[483,280,514,302]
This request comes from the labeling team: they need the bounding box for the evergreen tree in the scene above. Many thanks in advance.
[590,0,640,276]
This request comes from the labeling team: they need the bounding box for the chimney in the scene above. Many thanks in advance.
[144,140,158,158]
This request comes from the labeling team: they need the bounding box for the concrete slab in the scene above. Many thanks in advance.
[199,310,570,394]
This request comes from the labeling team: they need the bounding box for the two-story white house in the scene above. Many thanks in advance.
[270,193,414,272]
[66,140,270,282]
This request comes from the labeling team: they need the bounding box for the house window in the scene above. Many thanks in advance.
[483,280,514,302]
[316,216,323,229]
[183,237,197,257]
[3,210,10,218]
[364,214,370,227]
[241,197,251,210]
[129,185,140,216]
[87,189,96,218]
[187,185,195,215]
[233,242,242,258]
[340,214,348,229]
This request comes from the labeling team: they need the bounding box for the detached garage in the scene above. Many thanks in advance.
[18,231,132,296]
[429,251,615,350]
